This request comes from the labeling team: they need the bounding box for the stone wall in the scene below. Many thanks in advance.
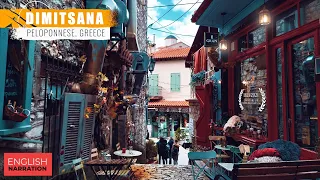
[137,0,148,52]
[133,84,147,163]
[188,100,200,148]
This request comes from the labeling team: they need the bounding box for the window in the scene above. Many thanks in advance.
[238,35,247,52]
[237,26,266,52]
[239,54,268,136]
[170,73,180,92]
[275,7,298,36]
[292,38,317,150]
[0,28,35,135]
[300,0,320,26]
[276,48,284,139]
[248,26,266,48]
[149,74,159,96]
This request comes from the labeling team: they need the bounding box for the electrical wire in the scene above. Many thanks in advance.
[149,27,195,37]
[147,14,193,46]
[153,0,201,29]
[147,2,203,8]
[149,0,183,27]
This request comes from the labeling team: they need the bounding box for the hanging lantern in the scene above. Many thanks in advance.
[259,7,271,25]
[220,38,228,51]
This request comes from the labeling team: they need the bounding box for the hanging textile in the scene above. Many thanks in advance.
[193,46,207,73]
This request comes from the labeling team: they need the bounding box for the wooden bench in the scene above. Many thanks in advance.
[215,159,320,180]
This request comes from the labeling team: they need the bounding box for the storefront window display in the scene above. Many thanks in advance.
[275,7,298,36]
[276,48,284,140]
[292,37,318,150]
[300,0,320,26]
[239,54,268,137]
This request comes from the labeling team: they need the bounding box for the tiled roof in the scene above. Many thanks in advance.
[151,47,190,60]
[148,100,189,107]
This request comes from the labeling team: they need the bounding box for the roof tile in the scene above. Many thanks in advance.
[151,47,190,60]
[148,100,189,107]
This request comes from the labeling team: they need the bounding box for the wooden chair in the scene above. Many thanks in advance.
[116,142,121,151]
[229,145,253,163]
[91,148,133,178]
[91,148,105,176]
[188,150,217,180]
[209,136,230,160]
[72,158,87,180]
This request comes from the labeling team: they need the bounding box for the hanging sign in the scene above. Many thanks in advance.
[238,88,266,112]
[204,32,219,47]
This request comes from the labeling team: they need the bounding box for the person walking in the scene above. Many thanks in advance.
[156,137,162,164]
[159,137,169,164]
[168,137,174,164]
[146,130,149,140]
[172,140,180,165]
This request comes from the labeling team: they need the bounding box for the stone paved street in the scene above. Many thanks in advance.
[131,164,209,180]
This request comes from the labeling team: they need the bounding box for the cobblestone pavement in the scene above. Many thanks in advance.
[131,164,209,180]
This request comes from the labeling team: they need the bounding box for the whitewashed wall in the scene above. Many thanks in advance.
[151,59,191,101]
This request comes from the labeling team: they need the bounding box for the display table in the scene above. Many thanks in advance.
[114,150,142,169]
[114,150,142,158]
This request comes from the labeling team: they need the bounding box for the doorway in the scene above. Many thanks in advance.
[280,32,319,151]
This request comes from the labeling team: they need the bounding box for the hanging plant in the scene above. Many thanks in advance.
[190,70,206,86]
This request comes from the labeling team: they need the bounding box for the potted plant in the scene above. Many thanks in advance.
[146,139,157,163]
[175,128,187,144]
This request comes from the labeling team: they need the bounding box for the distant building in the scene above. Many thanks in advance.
[147,36,191,139]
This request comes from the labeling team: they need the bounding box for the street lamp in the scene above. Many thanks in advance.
[148,57,156,73]
[145,56,156,138]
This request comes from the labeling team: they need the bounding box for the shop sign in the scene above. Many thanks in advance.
[204,32,219,47]
[238,88,266,112]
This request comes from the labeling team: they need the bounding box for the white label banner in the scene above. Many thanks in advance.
[11,27,110,40]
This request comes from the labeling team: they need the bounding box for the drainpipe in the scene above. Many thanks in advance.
[76,0,116,94]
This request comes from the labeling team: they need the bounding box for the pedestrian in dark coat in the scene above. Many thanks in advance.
[156,137,162,164]
[168,137,174,164]
[172,140,180,165]
[159,138,169,164]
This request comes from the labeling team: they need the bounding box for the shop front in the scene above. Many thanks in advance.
[192,0,320,159]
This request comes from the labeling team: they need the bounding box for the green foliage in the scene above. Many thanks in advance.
[190,71,206,86]
[175,128,187,141]
[146,139,158,160]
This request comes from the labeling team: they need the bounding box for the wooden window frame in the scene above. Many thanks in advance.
[170,73,181,92]
[0,29,35,136]
[226,0,320,158]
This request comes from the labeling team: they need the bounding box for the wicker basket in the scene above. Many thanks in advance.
[4,105,30,122]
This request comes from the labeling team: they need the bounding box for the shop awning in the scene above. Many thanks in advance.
[148,100,189,108]
[191,0,268,35]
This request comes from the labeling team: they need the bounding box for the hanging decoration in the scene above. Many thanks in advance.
[259,0,271,25]
[219,12,228,51]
